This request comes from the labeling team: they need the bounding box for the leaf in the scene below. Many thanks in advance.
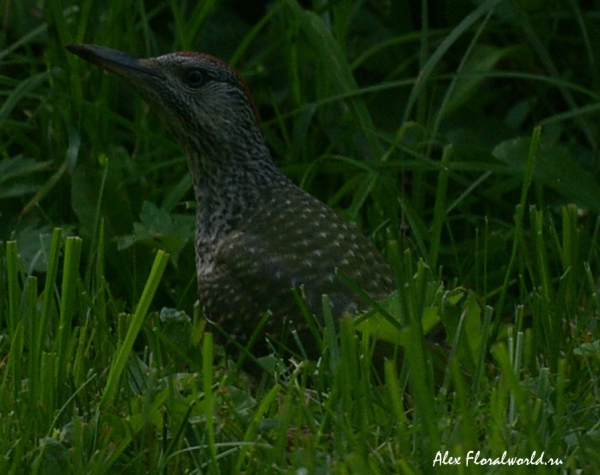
[283,0,382,158]
[159,307,192,350]
[355,282,445,346]
[493,137,600,213]
[440,287,483,371]
[14,225,54,274]
[117,201,194,261]
[443,44,513,117]
[71,150,135,239]
[0,183,39,199]
[0,155,52,199]
[573,340,600,359]
[0,155,52,180]
[37,437,70,475]
[0,68,59,128]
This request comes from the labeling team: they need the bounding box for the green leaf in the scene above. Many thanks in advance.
[443,44,513,117]
[117,201,194,261]
[0,156,52,199]
[37,437,70,475]
[493,137,600,213]
[355,283,444,347]
[440,287,483,372]
[71,153,135,238]
[0,69,59,128]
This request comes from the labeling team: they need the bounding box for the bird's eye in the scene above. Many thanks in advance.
[183,69,206,88]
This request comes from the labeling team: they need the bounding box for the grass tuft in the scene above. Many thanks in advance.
[2,0,600,472]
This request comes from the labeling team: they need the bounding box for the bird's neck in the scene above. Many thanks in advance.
[185,144,289,270]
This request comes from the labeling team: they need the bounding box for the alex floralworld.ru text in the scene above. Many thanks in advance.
[433,450,563,467]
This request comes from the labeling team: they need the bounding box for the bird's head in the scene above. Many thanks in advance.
[67,44,264,162]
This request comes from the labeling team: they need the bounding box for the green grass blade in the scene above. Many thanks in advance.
[25,276,39,403]
[100,250,169,409]
[493,126,542,335]
[234,383,281,474]
[322,294,339,372]
[37,228,62,371]
[5,241,20,335]
[202,331,218,474]
[0,69,59,128]
[429,145,452,269]
[54,236,83,399]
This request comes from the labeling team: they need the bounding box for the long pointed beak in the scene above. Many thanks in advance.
[66,44,163,81]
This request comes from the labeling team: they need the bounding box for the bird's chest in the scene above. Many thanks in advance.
[194,222,233,280]
[193,191,250,278]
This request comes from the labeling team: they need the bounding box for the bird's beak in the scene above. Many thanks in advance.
[66,44,163,82]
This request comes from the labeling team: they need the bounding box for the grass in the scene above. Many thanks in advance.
[2,0,600,473]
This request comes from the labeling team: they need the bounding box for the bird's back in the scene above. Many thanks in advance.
[199,184,395,352]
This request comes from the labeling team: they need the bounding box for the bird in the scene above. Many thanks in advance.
[66,44,395,357]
